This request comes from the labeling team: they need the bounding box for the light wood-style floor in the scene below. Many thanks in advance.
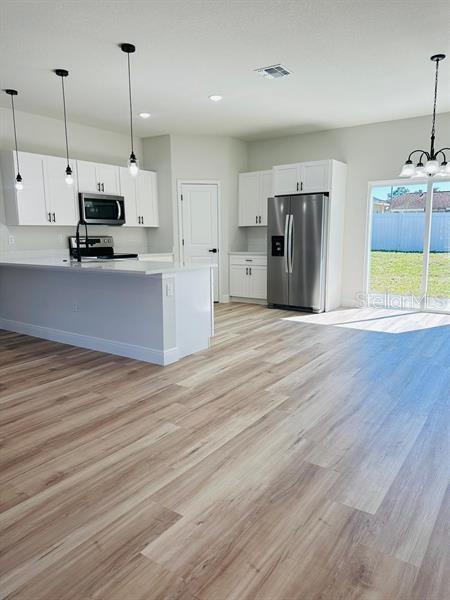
[0,303,449,600]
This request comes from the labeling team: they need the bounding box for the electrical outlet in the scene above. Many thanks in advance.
[8,235,15,245]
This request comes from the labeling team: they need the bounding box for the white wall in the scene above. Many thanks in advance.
[169,135,249,300]
[0,107,147,255]
[248,112,450,305]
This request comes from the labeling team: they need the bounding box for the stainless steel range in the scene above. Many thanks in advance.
[68,236,138,261]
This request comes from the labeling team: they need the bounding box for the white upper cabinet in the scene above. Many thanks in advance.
[273,160,330,195]
[137,170,159,227]
[259,170,273,226]
[119,167,159,227]
[272,164,299,196]
[43,156,78,225]
[238,170,272,226]
[10,152,48,225]
[301,161,330,193]
[0,151,78,226]
[77,161,120,194]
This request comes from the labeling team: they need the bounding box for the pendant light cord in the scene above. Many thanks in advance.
[10,94,20,174]
[430,58,440,155]
[127,52,134,154]
[60,76,70,168]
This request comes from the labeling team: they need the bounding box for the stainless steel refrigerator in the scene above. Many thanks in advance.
[267,193,328,312]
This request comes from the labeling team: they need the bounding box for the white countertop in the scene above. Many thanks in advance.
[228,251,267,256]
[0,256,211,276]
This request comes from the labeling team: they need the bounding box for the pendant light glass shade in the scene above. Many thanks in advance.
[55,69,74,186]
[128,152,139,176]
[424,159,439,175]
[4,89,23,190]
[399,54,448,178]
[121,43,139,177]
[399,161,415,177]
[440,161,450,175]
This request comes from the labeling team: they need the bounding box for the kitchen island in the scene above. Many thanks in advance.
[0,258,213,365]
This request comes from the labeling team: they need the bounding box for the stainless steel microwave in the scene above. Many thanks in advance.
[79,193,125,226]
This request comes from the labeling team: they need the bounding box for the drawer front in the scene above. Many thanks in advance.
[230,255,267,266]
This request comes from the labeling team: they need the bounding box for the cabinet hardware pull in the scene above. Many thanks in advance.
[52,212,56,222]
[301,182,303,191]
[101,183,104,192]
[246,267,248,275]
[249,267,252,275]
[255,215,258,224]
[296,182,299,191]
[48,212,51,222]
[142,216,144,224]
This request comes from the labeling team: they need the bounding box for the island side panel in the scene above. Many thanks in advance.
[0,266,166,364]
[172,268,213,360]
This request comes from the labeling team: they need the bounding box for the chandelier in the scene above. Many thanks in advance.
[400,54,449,178]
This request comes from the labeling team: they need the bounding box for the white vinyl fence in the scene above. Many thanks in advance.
[372,212,450,252]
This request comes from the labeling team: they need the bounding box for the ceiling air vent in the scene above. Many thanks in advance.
[255,64,292,79]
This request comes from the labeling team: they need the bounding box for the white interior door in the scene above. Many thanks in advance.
[180,183,219,301]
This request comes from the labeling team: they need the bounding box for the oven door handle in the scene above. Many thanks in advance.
[116,200,122,221]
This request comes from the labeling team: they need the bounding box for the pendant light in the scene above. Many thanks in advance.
[54,69,74,185]
[399,54,449,178]
[4,89,23,190]
[120,43,139,176]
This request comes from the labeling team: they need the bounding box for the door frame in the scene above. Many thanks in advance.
[364,176,449,313]
[176,179,222,301]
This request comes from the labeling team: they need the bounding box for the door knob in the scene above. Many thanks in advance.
[208,248,218,253]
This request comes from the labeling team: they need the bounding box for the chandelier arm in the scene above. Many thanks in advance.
[435,148,449,162]
[407,150,429,162]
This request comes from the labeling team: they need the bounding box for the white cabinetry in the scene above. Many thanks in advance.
[229,254,267,300]
[44,156,78,225]
[77,160,120,194]
[0,151,77,226]
[238,170,272,226]
[119,168,159,227]
[273,160,329,195]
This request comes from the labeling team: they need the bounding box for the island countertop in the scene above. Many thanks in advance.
[0,257,211,277]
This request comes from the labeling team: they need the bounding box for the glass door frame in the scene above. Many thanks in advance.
[364,176,450,313]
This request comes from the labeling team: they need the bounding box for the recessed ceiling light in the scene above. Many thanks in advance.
[139,112,151,119]
[208,95,223,102]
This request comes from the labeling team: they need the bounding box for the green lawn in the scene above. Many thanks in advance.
[370,251,450,297]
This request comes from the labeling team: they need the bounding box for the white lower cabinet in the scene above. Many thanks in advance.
[229,255,267,300]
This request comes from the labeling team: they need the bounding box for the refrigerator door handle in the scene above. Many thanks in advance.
[284,214,290,273]
[288,214,294,273]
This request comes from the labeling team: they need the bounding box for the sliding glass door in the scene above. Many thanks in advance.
[367,178,450,312]
[425,181,450,311]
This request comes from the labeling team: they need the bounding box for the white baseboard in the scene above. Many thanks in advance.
[219,294,230,303]
[0,318,178,366]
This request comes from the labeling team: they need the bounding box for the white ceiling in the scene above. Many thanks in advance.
[1,0,449,141]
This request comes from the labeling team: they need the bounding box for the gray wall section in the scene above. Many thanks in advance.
[142,135,174,253]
